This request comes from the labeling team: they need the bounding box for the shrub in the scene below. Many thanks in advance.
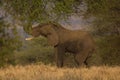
[95,36,120,66]
[14,36,55,65]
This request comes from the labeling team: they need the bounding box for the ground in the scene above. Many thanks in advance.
[0,64,120,80]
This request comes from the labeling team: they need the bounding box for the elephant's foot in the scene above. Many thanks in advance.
[57,61,63,68]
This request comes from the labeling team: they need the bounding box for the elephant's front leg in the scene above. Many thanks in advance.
[55,46,65,67]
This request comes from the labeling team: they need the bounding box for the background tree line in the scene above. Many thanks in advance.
[0,0,120,67]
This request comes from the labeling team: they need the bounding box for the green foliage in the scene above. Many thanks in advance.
[14,36,55,65]
[2,0,83,33]
[0,18,21,67]
[85,0,120,35]
[3,0,120,35]
[95,36,120,66]
[84,0,120,65]
[3,0,81,22]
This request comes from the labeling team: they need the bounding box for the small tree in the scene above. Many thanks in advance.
[0,17,21,67]
[84,0,120,36]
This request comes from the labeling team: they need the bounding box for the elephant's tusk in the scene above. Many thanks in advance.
[25,37,34,41]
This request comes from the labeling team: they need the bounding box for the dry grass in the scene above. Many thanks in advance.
[0,64,120,80]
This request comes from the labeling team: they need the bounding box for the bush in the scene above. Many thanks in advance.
[95,36,120,66]
[0,18,21,67]
[14,36,55,65]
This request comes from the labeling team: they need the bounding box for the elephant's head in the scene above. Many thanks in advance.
[26,23,59,46]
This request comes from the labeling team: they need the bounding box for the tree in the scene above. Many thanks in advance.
[2,0,120,35]
[83,0,120,65]
[0,16,21,66]
[1,0,83,32]
[84,0,120,36]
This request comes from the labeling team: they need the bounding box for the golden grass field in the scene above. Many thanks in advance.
[0,64,120,80]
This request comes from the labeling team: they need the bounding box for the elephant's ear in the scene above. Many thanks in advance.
[47,26,59,46]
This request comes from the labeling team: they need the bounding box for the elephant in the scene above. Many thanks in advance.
[26,22,95,67]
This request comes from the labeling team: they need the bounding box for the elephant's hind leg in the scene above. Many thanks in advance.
[74,51,89,67]
[74,55,79,66]
[84,56,90,67]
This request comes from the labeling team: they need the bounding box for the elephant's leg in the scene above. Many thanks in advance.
[84,57,89,66]
[55,47,65,67]
[84,53,92,67]
[74,55,79,66]
[75,50,89,67]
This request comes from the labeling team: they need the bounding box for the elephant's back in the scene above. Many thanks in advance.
[62,30,94,47]
[59,29,94,44]
[64,30,90,40]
